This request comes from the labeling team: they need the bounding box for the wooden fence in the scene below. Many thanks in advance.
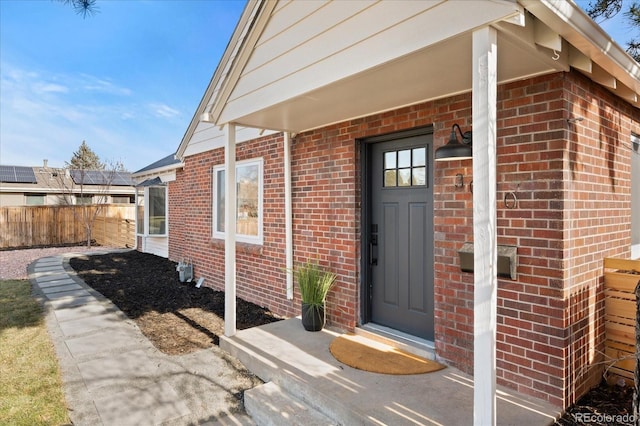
[603,257,640,383]
[0,205,135,249]
[93,216,136,248]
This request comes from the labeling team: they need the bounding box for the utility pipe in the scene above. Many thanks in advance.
[284,132,293,299]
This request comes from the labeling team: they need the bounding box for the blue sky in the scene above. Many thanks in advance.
[0,0,245,172]
[0,1,636,172]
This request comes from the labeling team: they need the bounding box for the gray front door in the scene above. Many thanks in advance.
[367,131,434,340]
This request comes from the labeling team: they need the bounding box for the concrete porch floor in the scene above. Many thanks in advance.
[221,319,561,425]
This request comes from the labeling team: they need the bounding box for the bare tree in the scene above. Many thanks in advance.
[50,158,126,247]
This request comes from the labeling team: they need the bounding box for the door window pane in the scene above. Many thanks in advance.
[398,169,411,186]
[384,152,396,169]
[413,148,426,167]
[412,167,426,186]
[384,170,396,187]
[398,150,411,168]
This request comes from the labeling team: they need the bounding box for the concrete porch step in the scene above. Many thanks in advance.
[244,381,337,426]
[221,319,560,426]
[221,324,362,424]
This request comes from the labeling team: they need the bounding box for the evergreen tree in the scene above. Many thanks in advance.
[67,140,105,170]
[587,0,640,62]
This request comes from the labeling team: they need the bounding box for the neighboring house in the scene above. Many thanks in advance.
[131,154,183,258]
[0,162,135,207]
[159,0,639,412]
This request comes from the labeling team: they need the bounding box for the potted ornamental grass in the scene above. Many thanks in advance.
[294,260,336,331]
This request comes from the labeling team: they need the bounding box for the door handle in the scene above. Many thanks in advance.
[369,234,378,266]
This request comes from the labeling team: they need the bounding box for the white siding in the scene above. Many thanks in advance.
[219,0,521,124]
[0,193,24,207]
[183,122,277,158]
[141,236,169,258]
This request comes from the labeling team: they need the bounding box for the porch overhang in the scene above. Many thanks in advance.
[196,1,638,137]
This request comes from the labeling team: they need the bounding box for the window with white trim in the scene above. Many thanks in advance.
[212,158,263,244]
[136,185,167,236]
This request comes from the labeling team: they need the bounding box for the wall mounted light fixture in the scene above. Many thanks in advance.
[455,173,464,188]
[435,123,473,161]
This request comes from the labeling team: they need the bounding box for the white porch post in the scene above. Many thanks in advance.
[284,132,294,299]
[224,123,237,337]
[472,26,498,426]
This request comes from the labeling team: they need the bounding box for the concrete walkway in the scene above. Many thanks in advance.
[29,252,256,426]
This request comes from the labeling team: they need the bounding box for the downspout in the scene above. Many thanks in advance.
[284,132,293,299]
[132,189,139,251]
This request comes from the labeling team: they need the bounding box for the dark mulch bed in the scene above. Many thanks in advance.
[69,250,282,355]
[554,380,634,425]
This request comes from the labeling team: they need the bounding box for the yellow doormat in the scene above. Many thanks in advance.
[329,334,446,375]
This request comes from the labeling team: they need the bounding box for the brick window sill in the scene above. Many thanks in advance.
[210,238,263,255]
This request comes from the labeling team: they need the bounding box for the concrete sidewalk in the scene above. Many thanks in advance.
[29,252,256,426]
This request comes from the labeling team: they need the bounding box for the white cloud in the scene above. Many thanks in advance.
[79,74,133,96]
[150,103,181,119]
[32,82,68,94]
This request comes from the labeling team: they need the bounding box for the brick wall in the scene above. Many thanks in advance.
[492,71,639,406]
[170,134,298,317]
[168,70,639,408]
[562,71,638,403]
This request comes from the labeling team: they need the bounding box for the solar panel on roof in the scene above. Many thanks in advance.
[69,170,133,186]
[0,165,37,183]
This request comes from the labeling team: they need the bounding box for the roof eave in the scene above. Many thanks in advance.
[131,161,185,178]
[521,0,639,99]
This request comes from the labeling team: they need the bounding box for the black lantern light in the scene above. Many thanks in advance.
[434,123,472,161]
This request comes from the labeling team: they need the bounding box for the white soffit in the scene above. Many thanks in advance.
[521,0,639,106]
[218,0,524,131]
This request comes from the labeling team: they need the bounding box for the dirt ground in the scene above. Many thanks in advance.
[68,250,282,355]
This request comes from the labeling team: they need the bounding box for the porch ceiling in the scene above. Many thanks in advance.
[202,0,639,136]
[230,29,562,133]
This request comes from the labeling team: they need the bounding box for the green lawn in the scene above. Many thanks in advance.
[0,280,69,425]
